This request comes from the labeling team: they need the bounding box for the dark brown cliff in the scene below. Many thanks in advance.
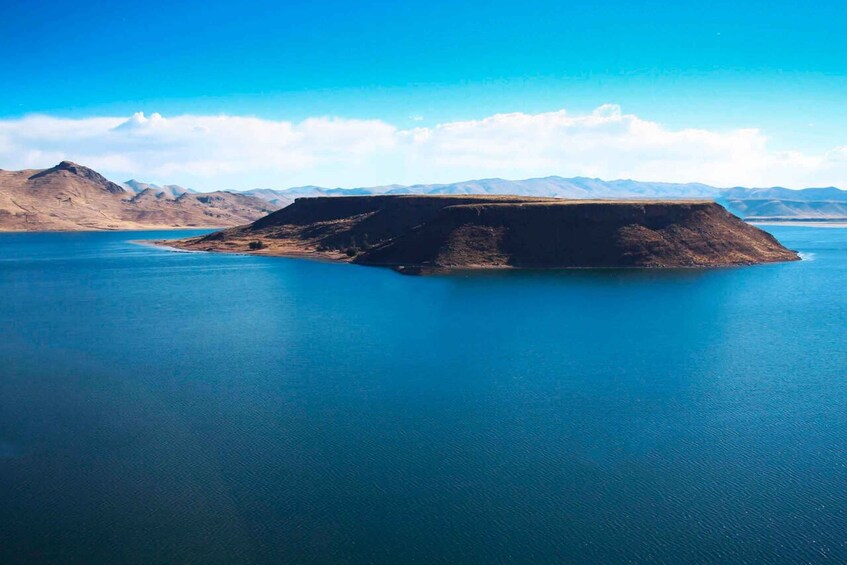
[164,195,800,272]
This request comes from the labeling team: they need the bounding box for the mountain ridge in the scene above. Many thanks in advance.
[232,176,847,220]
[3,160,847,231]
[122,179,196,199]
[0,161,279,231]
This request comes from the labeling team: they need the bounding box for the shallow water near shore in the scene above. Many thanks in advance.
[1,226,846,563]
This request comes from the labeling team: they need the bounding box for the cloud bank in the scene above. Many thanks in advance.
[1,105,846,190]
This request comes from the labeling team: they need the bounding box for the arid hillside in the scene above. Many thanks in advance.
[0,161,279,231]
[165,194,800,272]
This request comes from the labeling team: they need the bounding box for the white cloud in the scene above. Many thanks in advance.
[1,107,846,190]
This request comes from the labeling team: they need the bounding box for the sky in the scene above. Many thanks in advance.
[1,0,847,190]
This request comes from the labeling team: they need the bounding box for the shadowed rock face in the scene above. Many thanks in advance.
[165,195,800,272]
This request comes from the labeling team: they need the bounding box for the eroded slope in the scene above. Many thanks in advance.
[165,195,799,272]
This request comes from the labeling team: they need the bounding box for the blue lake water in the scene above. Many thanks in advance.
[1,226,846,563]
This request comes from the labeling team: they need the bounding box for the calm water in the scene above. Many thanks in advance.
[1,227,846,563]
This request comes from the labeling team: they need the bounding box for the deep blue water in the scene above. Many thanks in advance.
[1,227,846,563]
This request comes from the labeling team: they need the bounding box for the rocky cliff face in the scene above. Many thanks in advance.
[167,195,800,272]
[0,162,279,231]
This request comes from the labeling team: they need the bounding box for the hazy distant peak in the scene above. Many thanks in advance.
[230,175,847,221]
[122,179,194,199]
[123,179,154,191]
[130,187,170,201]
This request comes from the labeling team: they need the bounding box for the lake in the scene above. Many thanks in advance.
[1,226,846,563]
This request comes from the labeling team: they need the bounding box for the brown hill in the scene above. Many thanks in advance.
[164,195,800,272]
[0,161,279,231]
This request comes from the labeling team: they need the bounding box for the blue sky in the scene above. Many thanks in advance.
[2,0,846,189]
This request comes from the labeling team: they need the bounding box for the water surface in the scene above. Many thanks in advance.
[1,227,846,563]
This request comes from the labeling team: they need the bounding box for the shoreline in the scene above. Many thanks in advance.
[148,239,801,275]
[3,218,847,234]
[751,221,847,228]
[0,226,225,234]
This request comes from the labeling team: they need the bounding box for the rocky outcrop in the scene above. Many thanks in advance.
[28,161,127,194]
[165,195,800,272]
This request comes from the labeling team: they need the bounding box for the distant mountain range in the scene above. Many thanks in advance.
[236,176,847,221]
[0,162,277,231]
[2,161,847,231]
[122,179,197,199]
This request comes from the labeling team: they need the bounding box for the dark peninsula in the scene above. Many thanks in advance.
[160,195,800,273]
